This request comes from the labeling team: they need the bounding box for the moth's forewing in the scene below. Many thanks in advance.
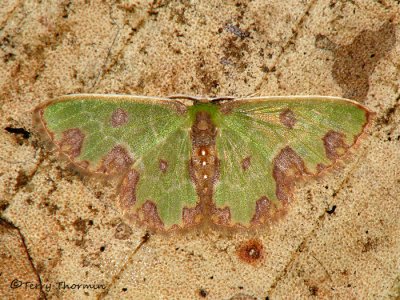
[35,95,198,229]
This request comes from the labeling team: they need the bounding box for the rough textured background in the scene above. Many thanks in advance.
[1,1,399,299]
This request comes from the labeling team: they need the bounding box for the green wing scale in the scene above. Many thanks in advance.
[36,95,371,230]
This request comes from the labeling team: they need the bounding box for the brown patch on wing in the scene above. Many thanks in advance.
[182,203,203,227]
[210,206,231,226]
[236,239,264,265]
[159,159,168,173]
[279,108,297,129]
[316,163,327,173]
[323,130,349,161]
[171,101,188,115]
[98,145,133,175]
[251,197,288,226]
[139,201,164,230]
[273,147,308,203]
[241,156,251,171]
[58,128,85,158]
[219,103,234,114]
[111,108,129,127]
[76,160,90,170]
[119,169,139,208]
[251,197,272,225]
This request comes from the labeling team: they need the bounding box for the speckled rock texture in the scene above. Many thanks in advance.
[1,1,399,299]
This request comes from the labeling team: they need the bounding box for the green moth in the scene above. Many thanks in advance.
[35,95,372,230]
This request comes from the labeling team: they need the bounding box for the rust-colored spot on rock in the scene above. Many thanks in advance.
[72,218,88,234]
[182,204,203,227]
[111,108,129,127]
[114,222,133,240]
[361,236,379,253]
[59,128,85,158]
[221,35,250,72]
[236,239,264,265]
[140,201,164,229]
[198,288,208,298]
[195,57,221,95]
[119,169,139,208]
[273,147,308,202]
[323,130,349,161]
[241,156,251,171]
[332,21,395,101]
[15,170,28,189]
[98,145,133,175]
[251,197,272,225]
[159,159,168,173]
[279,108,297,129]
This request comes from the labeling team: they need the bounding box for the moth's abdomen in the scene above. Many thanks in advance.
[190,111,218,198]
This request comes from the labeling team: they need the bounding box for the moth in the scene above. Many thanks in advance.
[35,95,372,231]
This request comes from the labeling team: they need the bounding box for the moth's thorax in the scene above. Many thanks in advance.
[190,111,218,198]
